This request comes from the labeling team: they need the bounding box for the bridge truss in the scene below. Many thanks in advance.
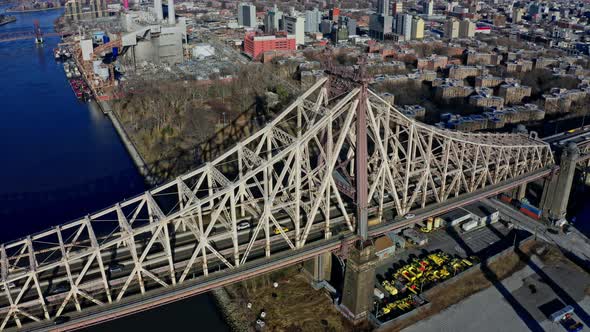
[0,75,554,330]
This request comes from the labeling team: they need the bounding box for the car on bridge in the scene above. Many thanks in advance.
[237,221,250,231]
[109,263,125,273]
[274,226,289,235]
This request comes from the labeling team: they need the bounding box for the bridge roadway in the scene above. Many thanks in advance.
[9,167,552,332]
[0,31,71,43]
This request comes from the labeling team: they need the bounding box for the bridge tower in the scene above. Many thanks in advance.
[540,142,580,221]
[33,20,43,44]
[339,242,377,322]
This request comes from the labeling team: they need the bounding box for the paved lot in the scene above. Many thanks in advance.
[375,222,515,278]
[401,254,590,332]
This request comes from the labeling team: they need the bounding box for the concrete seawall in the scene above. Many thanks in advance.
[95,100,154,185]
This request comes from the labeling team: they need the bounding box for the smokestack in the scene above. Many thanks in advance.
[167,0,175,24]
[154,0,163,21]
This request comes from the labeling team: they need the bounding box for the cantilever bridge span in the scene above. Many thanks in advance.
[0,74,554,330]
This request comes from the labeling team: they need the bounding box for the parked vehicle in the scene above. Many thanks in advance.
[561,313,584,332]
[461,220,478,232]
[547,228,559,235]
[374,288,385,299]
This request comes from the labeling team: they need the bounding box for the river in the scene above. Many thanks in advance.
[0,8,228,331]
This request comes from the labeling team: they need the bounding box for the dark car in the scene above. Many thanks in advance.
[50,283,70,295]
[53,316,70,325]
[562,317,584,332]
[547,228,559,235]
[108,263,125,273]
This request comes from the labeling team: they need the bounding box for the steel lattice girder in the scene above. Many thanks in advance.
[0,78,554,330]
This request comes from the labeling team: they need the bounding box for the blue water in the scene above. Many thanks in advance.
[0,9,144,240]
[0,8,228,331]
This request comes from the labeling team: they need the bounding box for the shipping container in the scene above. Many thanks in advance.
[520,202,541,216]
[462,220,478,232]
[499,194,512,204]
[519,207,541,219]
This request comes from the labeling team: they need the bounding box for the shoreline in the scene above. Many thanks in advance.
[0,16,16,26]
[6,6,61,13]
[97,98,239,330]
[93,100,155,186]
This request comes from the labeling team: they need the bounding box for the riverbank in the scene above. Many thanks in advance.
[6,6,61,13]
[94,100,155,186]
[0,15,16,26]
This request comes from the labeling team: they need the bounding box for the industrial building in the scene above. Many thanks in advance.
[243,32,296,60]
[119,0,187,66]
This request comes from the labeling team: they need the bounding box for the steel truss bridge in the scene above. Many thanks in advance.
[0,70,554,330]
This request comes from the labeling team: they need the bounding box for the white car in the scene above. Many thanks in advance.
[404,213,416,219]
[237,221,250,231]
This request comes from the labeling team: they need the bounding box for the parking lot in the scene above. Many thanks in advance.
[375,221,519,278]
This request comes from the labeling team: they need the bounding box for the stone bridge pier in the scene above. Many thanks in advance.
[540,142,580,221]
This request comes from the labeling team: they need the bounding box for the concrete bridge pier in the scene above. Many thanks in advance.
[339,242,377,323]
[540,142,580,221]
[303,252,332,283]
[509,183,528,201]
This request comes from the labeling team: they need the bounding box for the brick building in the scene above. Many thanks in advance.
[416,55,448,70]
[468,88,504,109]
[475,75,503,88]
[498,82,532,104]
[448,65,481,80]
[243,32,297,60]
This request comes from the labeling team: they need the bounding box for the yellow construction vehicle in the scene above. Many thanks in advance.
[382,280,398,296]
[461,258,473,267]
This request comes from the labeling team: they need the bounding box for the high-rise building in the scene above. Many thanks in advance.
[411,16,424,39]
[395,13,412,40]
[264,5,282,33]
[423,0,433,16]
[512,7,523,23]
[304,8,322,33]
[339,16,357,36]
[392,1,403,15]
[65,0,107,21]
[238,3,257,28]
[285,15,305,45]
[369,13,393,40]
[320,19,333,34]
[377,0,389,15]
[444,18,460,39]
[459,19,475,38]
[329,7,340,21]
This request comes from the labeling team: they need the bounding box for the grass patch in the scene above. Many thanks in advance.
[224,267,347,332]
